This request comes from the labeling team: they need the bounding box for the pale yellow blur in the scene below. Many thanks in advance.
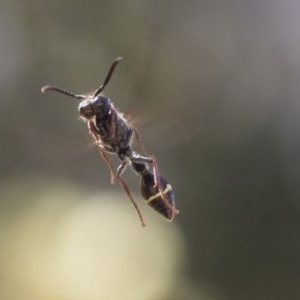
[0,179,188,300]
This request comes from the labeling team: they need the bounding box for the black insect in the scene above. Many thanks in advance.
[41,57,179,226]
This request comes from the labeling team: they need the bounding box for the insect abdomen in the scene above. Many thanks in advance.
[141,172,175,221]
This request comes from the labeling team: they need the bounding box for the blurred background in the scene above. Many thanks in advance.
[1,0,300,299]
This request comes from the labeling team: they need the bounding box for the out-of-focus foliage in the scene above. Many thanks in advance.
[1,0,300,299]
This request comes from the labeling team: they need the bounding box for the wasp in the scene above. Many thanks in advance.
[41,57,179,226]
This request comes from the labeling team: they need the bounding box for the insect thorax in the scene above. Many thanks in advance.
[93,105,133,154]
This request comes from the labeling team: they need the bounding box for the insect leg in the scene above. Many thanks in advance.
[99,149,146,226]
[115,174,146,227]
[88,120,116,183]
[99,148,117,184]
[88,120,145,226]
[130,154,179,216]
[151,158,179,216]
[131,128,176,210]
[116,160,128,178]
[132,127,148,156]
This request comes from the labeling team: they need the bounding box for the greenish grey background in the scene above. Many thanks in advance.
[1,1,300,299]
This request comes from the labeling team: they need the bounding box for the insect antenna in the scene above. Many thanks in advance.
[41,85,85,100]
[93,57,123,97]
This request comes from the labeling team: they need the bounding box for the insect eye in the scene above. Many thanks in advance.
[78,101,95,118]
[94,96,110,106]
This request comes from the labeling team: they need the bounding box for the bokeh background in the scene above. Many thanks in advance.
[1,1,300,299]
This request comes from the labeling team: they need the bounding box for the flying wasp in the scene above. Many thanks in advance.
[41,57,179,226]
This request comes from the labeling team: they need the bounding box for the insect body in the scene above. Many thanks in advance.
[41,57,179,226]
